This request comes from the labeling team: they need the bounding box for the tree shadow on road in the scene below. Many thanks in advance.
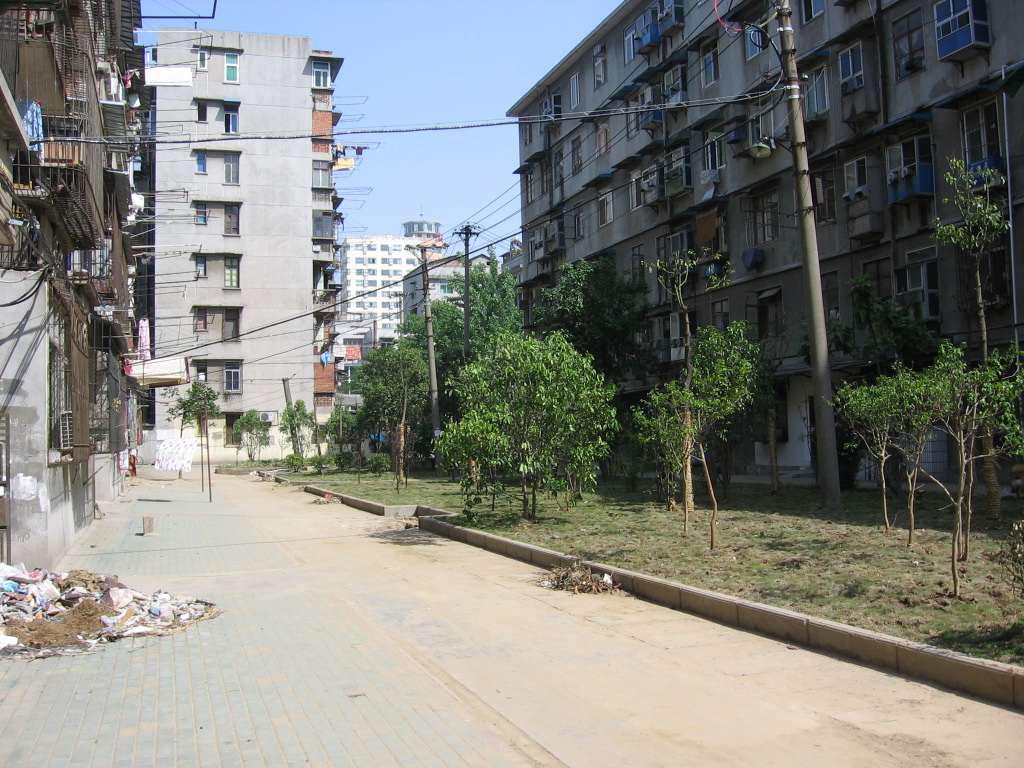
[367,527,444,546]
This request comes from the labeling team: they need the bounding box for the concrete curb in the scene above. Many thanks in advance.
[412,511,1024,711]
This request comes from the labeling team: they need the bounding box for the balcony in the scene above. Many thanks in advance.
[968,154,1006,187]
[887,163,935,204]
[935,0,990,62]
[637,23,660,54]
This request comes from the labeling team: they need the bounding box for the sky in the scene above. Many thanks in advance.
[138,0,620,251]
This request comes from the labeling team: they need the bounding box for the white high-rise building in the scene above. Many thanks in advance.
[149,28,342,459]
[336,219,444,344]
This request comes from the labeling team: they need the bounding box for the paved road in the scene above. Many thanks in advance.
[0,469,1020,767]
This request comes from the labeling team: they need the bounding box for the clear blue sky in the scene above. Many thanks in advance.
[139,0,618,249]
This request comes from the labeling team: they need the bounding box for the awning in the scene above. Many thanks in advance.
[127,357,190,388]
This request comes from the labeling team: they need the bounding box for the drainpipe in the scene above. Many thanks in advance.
[1001,66,1019,346]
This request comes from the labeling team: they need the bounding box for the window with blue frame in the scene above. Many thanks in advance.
[935,0,990,61]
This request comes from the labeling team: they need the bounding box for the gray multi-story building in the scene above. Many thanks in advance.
[0,1,146,566]
[510,0,1022,476]
[148,29,342,461]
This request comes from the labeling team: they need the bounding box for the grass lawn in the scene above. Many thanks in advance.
[286,467,1024,665]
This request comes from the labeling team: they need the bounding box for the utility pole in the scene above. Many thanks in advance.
[409,244,443,473]
[777,0,841,511]
[281,377,299,456]
[455,224,479,360]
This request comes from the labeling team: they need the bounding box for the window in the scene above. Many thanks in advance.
[935,0,990,61]
[573,210,585,239]
[224,362,241,393]
[886,134,932,175]
[895,251,940,320]
[224,154,239,184]
[224,308,240,340]
[839,43,864,91]
[313,160,332,187]
[704,130,725,171]
[756,287,784,339]
[224,256,240,288]
[812,170,836,224]
[844,157,868,193]
[195,49,208,70]
[962,101,999,166]
[224,105,239,134]
[194,361,208,381]
[862,258,892,300]
[195,203,208,225]
[801,0,824,23]
[526,167,537,203]
[224,204,240,235]
[630,244,645,280]
[663,64,686,102]
[596,123,611,155]
[312,60,331,88]
[745,25,768,60]
[598,191,613,226]
[745,189,779,245]
[194,307,208,332]
[194,253,207,277]
[195,151,207,173]
[711,299,730,330]
[313,211,334,238]
[571,136,583,175]
[569,71,580,109]
[822,271,841,321]
[630,171,644,210]
[593,43,607,88]
[665,144,691,187]
[224,53,239,83]
[700,38,719,87]
[893,10,925,78]
[804,67,828,118]
[196,101,208,122]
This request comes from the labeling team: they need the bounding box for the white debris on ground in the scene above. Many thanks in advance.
[0,561,219,659]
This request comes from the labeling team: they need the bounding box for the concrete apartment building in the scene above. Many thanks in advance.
[0,1,146,566]
[147,29,342,461]
[510,0,1023,477]
[336,218,445,344]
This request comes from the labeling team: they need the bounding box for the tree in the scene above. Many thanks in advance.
[233,410,270,462]
[324,406,358,454]
[353,344,428,490]
[633,381,691,520]
[439,332,617,519]
[458,253,523,360]
[534,255,651,384]
[280,400,316,459]
[166,381,221,436]
[685,323,758,549]
[934,157,1012,519]
[397,301,462,424]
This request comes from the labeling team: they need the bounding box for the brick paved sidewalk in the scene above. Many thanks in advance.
[0,470,551,768]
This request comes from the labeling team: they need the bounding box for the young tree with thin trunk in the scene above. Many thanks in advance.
[934,158,1011,519]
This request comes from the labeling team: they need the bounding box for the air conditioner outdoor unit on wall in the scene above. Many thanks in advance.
[259,411,277,425]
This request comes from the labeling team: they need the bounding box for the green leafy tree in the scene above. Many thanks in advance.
[633,382,690,518]
[397,300,463,423]
[325,406,358,454]
[353,344,429,490]
[459,253,523,359]
[439,332,617,519]
[280,400,316,458]
[166,381,221,436]
[534,255,651,384]
[233,409,270,462]
[934,157,1012,519]
[686,322,758,549]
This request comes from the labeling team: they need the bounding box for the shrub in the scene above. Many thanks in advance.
[333,451,353,470]
[367,452,390,476]
[283,454,306,472]
[997,520,1024,596]
[309,455,333,475]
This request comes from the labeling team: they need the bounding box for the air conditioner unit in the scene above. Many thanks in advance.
[641,177,658,191]
[899,165,915,179]
[840,80,854,96]
[842,185,868,202]
[670,345,686,361]
[887,170,900,184]
[259,411,277,425]
[312,245,321,253]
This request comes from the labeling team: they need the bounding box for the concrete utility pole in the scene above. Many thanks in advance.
[281,377,299,456]
[455,224,479,360]
[409,244,442,473]
[777,0,841,511]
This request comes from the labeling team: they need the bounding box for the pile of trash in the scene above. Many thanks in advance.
[0,562,219,659]
[539,562,621,594]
